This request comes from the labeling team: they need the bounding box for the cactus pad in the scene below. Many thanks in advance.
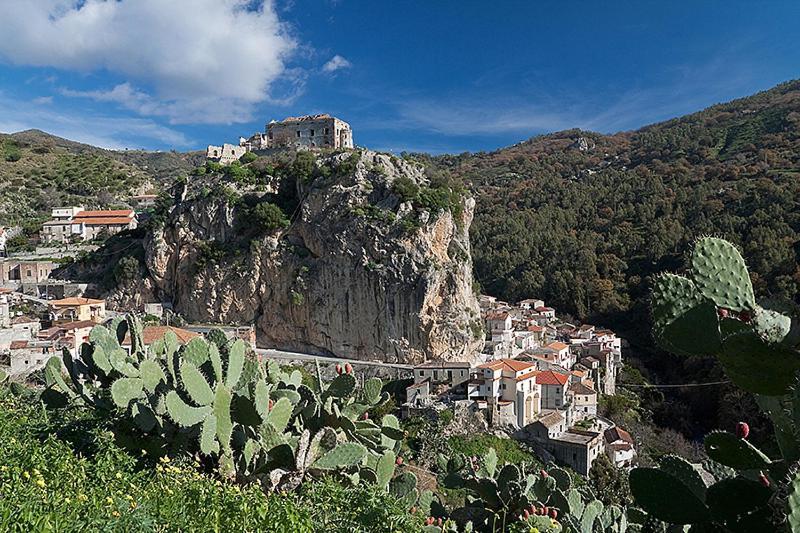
[111,377,144,408]
[326,373,356,398]
[705,477,771,522]
[690,237,754,312]
[375,450,396,489]
[651,273,721,356]
[658,455,707,502]
[363,377,382,404]
[752,305,792,345]
[265,397,293,432]
[166,391,212,427]
[704,430,771,470]
[629,467,710,524]
[789,470,800,532]
[179,362,214,405]
[311,442,367,469]
[719,331,800,395]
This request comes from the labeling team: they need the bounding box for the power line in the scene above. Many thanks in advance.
[618,380,731,389]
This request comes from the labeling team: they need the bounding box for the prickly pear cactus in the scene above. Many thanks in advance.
[636,237,798,531]
[38,313,409,492]
[651,236,800,395]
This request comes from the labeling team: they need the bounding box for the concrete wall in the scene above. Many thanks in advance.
[267,117,353,149]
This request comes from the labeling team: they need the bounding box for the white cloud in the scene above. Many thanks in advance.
[32,96,54,105]
[322,55,351,73]
[0,0,298,124]
[0,92,191,149]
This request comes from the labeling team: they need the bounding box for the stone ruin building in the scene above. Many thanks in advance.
[207,114,354,164]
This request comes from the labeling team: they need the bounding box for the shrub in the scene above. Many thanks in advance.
[113,255,140,285]
[239,151,258,164]
[392,176,419,202]
[448,434,538,466]
[252,202,290,233]
[291,151,317,184]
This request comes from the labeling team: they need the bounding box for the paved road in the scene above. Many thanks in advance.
[254,347,413,370]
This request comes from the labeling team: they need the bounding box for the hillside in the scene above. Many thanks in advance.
[0,129,202,235]
[414,80,800,332]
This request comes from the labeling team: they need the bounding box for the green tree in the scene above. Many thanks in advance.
[252,202,290,233]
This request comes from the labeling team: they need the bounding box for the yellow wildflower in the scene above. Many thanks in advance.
[33,469,40,476]
[1,466,7,472]
[125,494,134,501]
[35,478,45,488]
[106,496,114,505]
[23,471,30,479]
[115,472,123,479]
[77,493,88,502]
[129,501,137,510]
[64,497,71,504]
[159,456,171,464]
[166,488,174,495]
[112,511,120,518]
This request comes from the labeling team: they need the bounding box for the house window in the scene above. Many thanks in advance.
[296,131,301,137]
[324,127,330,135]
[310,129,315,137]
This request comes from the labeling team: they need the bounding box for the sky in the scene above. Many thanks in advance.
[0,1,798,154]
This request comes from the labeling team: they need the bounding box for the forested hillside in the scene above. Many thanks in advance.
[419,80,800,332]
[0,130,202,231]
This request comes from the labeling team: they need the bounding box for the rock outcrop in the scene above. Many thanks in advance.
[112,150,483,364]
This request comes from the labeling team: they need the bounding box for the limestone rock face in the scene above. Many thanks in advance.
[115,150,483,364]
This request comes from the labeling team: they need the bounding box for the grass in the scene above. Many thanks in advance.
[0,387,420,532]
[448,434,540,467]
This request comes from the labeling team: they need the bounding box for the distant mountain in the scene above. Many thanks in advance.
[0,129,203,229]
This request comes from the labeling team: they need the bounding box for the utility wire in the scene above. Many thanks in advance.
[618,380,731,388]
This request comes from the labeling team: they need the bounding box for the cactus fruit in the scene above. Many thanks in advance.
[735,422,749,439]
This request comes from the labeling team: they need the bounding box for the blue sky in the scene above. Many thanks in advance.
[0,1,798,154]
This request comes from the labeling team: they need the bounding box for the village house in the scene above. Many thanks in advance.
[548,429,605,476]
[37,320,95,355]
[0,260,56,284]
[49,297,106,325]
[413,360,472,387]
[568,382,598,419]
[41,207,137,243]
[2,338,57,375]
[518,298,545,311]
[604,427,636,468]
[472,359,541,428]
[537,370,570,411]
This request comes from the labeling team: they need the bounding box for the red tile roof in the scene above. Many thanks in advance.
[50,297,105,307]
[73,210,134,218]
[527,325,544,332]
[10,340,28,349]
[122,326,200,346]
[546,341,569,351]
[478,358,536,372]
[604,427,634,444]
[536,370,569,386]
[58,320,97,330]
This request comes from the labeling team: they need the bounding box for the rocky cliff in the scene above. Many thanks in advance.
[111,150,483,364]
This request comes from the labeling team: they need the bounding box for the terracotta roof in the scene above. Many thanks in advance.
[527,325,545,332]
[122,326,200,346]
[538,411,565,427]
[516,371,540,382]
[609,442,633,452]
[536,370,569,386]
[78,217,135,226]
[546,341,569,351]
[485,311,510,321]
[0,288,14,294]
[568,382,596,395]
[478,358,536,372]
[534,306,554,312]
[50,297,105,307]
[73,210,134,219]
[9,340,28,349]
[604,427,634,444]
[58,320,97,330]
